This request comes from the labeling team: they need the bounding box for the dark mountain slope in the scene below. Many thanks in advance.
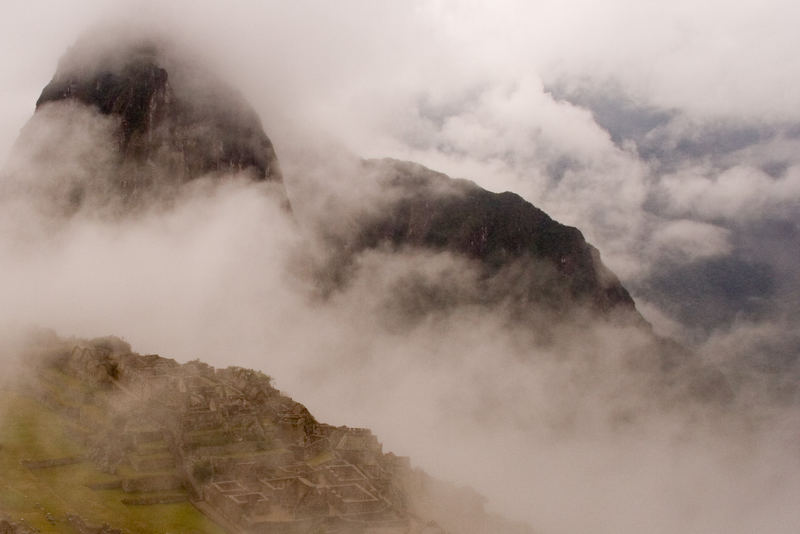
[32,32,282,205]
[357,158,637,316]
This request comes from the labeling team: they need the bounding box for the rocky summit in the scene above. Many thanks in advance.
[33,31,282,204]
[354,158,638,317]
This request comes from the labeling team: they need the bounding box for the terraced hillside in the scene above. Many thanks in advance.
[1,333,480,534]
[0,357,224,532]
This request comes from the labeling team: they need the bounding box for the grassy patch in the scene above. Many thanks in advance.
[0,391,225,533]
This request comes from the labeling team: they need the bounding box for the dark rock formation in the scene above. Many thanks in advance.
[33,32,282,204]
[327,158,641,322]
[346,161,736,400]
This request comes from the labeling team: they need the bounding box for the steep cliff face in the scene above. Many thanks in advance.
[33,34,282,204]
[357,159,637,316]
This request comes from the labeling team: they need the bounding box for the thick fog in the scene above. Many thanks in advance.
[1,2,800,533]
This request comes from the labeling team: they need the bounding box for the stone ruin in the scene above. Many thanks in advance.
[26,337,446,534]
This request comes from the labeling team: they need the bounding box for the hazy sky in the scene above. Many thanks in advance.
[1,2,800,532]
[4,0,800,154]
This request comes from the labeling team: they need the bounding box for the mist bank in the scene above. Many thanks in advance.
[2,138,799,532]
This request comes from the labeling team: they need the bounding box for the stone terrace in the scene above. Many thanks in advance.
[37,337,442,533]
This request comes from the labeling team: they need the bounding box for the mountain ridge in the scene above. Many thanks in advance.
[33,33,282,206]
[24,33,640,325]
[358,157,639,316]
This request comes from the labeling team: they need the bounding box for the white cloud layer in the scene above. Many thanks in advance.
[659,164,800,221]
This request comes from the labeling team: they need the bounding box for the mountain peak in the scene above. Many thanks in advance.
[32,31,282,203]
[321,158,642,322]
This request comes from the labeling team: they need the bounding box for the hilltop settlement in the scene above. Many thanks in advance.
[2,332,520,534]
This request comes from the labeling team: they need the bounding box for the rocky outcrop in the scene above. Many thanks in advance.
[329,158,641,322]
[33,32,282,204]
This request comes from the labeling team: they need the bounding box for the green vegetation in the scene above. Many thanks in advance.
[0,391,225,533]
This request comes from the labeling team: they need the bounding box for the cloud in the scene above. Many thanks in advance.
[658,164,800,222]
[647,219,731,264]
